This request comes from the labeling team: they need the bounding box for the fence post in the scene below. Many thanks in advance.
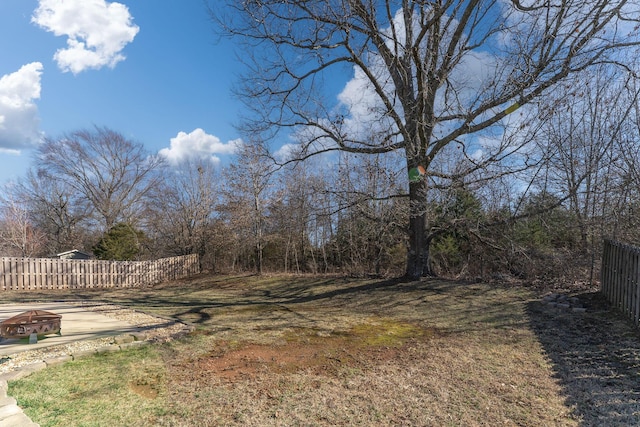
[600,239,611,295]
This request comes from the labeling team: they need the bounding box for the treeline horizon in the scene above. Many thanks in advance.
[0,107,638,285]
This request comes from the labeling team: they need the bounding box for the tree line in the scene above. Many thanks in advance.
[1,80,640,284]
[2,1,640,284]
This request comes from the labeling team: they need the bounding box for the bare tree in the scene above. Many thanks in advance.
[15,169,91,255]
[269,169,311,273]
[269,163,339,274]
[0,185,46,257]
[145,159,219,269]
[215,0,640,278]
[536,67,640,248]
[220,141,275,274]
[609,75,640,243]
[329,151,407,275]
[36,126,164,232]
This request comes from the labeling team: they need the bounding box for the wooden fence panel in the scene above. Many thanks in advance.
[0,254,199,291]
[602,239,640,327]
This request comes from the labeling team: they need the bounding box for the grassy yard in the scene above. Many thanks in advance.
[4,274,640,426]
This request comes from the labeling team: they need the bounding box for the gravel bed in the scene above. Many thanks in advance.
[0,304,190,374]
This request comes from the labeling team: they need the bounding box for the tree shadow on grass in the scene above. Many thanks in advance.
[527,292,640,426]
[62,277,411,326]
[112,277,409,311]
[2,277,528,334]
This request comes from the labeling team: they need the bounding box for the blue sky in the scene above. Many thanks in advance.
[0,0,247,184]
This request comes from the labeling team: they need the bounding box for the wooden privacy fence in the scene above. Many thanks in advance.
[0,254,199,291]
[601,239,640,327]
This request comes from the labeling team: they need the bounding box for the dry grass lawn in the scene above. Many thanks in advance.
[4,274,640,426]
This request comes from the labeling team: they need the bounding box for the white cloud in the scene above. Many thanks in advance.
[0,62,44,151]
[32,0,139,74]
[160,128,242,165]
[274,143,301,162]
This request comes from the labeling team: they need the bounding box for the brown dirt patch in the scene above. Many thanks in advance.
[128,382,160,399]
[200,342,341,381]
[184,321,429,384]
[195,339,408,383]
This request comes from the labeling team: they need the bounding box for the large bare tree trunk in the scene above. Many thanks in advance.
[405,213,433,278]
[405,175,435,278]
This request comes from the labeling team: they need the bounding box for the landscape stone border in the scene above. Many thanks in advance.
[0,377,38,427]
[541,292,587,313]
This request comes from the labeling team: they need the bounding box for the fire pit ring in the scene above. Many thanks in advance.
[0,310,62,343]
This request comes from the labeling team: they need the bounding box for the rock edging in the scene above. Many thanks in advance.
[541,293,587,312]
[0,376,39,427]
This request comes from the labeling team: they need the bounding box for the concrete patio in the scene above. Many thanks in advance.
[0,303,139,357]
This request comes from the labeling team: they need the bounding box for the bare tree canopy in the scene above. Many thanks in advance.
[0,185,46,257]
[146,158,220,263]
[215,0,640,278]
[220,140,275,274]
[18,169,91,255]
[36,126,164,231]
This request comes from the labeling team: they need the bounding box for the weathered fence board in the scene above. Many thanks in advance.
[0,254,199,291]
[601,239,640,327]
